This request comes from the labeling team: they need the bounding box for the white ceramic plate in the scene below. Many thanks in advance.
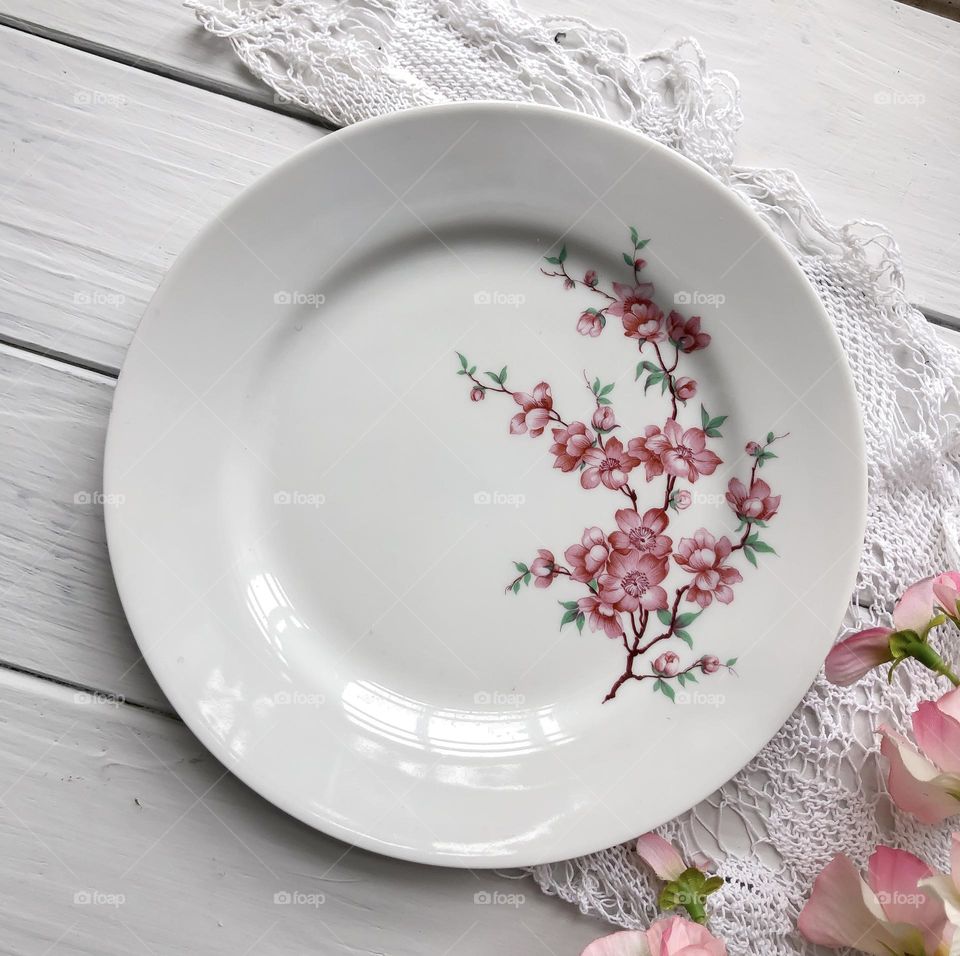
[104,103,865,867]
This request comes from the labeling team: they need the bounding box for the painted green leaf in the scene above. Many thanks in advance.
[766,431,775,444]
[576,613,585,634]
[636,238,650,250]
[499,366,508,385]
[515,562,528,573]
[485,371,501,384]
[457,352,468,370]
[599,383,615,396]
[744,547,758,568]
[512,580,521,594]
[592,377,601,394]
[544,255,560,265]
[560,599,579,610]
[675,630,693,647]
[657,609,673,626]
[658,680,676,702]
[751,541,777,555]
[560,608,578,629]
[675,611,700,628]
[523,573,531,586]
[685,671,698,684]
[705,428,722,438]
[468,365,476,375]
[629,226,639,247]
[700,404,710,429]
[623,252,634,267]
[677,673,687,687]
[726,657,738,667]
[598,397,611,406]
[558,245,567,263]
[645,371,664,394]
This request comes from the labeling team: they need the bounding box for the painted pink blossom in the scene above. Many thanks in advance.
[469,385,485,402]
[654,651,681,676]
[584,270,598,287]
[599,552,669,612]
[745,441,760,456]
[565,527,611,583]
[798,847,948,956]
[608,508,672,558]
[582,917,727,956]
[608,282,663,342]
[824,578,937,685]
[580,438,639,491]
[645,420,722,483]
[510,382,553,437]
[578,592,623,639]
[529,549,558,589]
[563,277,575,290]
[550,422,595,472]
[674,490,692,510]
[725,477,780,522]
[673,530,743,608]
[878,686,960,823]
[592,406,616,432]
[934,571,960,621]
[667,312,711,353]
[674,377,697,402]
[577,311,604,337]
[699,655,721,674]
[628,426,666,482]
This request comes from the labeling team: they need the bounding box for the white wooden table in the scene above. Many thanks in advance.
[0,1,956,952]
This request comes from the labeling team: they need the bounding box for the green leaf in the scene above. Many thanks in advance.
[499,366,508,385]
[751,540,777,555]
[592,376,601,394]
[705,428,722,438]
[560,599,579,610]
[599,383,615,396]
[598,397,612,406]
[576,613,585,634]
[766,431,775,444]
[544,255,560,265]
[677,673,687,687]
[744,547,758,567]
[726,657,738,667]
[457,352,468,370]
[685,671,698,684]
[645,371,664,393]
[661,375,670,395]
[707,414,728,429]
[512,580,521,594]
[700,405,710,429]
[523,573,531,586]
[558,245,567,263]
[587,579,599,592]
[657,609,673,626]
[636,238,650,250]
[560,608,578,629]
[636,360,658,380]
[675,630,693,647]
[629,226,639,247]
[485,371,501,385]
[623,252,634,267]
[658,680,676,702]
[675,611,701,628]
[468,366,476,375]
[515,562,528,573]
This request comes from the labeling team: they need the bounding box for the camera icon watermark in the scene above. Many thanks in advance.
[273,690,325,708]
[273,890,325,907]
[273,490,325,508]
[473,890,525,907]
[874,90,925,107]
[74,491,125,508]
[73,90,128,107]
[74,889,126,907]
[473,291,525,308]
[74,691,125,708]
[473,690,526,708]
[473,490,525,508]
[675,690,726,708]
[73,290,126,308]
[674,291,725,307]
[273,290,325,307]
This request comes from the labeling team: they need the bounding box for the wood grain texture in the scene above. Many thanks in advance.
[0,665,604,955]
[0,27,321,374]
[0,0,958,320]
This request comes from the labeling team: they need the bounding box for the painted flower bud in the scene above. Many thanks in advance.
[470,385,485,402]
[563,277,575,290]
[654,651,681,677]
[592,406,616,432]
[584,270,598,287]
[674,490,692,511]
[699,655,721,674]
[745,441,760,455]
[674,377,697,401]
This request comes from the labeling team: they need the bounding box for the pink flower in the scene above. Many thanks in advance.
[578,593,623,639]
[581,917,727,956]
[674,490,692,510]
[529,549,558,589]
[644,420,722,483]
[699,655,721,674]
[550,422,595,472]
[563,277,575,290]
[878,686,960,823]
[654,651,681,677]
[798,847,947,956]
[633,258,647,272]
[673,530,743,608]
[667,312,711,353]
[469,385,484,402]
[592,406,616,432]
[745,441,760,456]
[608,282,663,342]
[577,311,604,337]
[824,578,937,685]
[674,377,697,402]
[565,527,610,583]
[934,572,960,621]
[510,382,553,437]
[580,438,639,491]
[635,833,686,882]
[584,269,598,287]
[599,551,669,612]
[920,833,960,935]
[608,508,672,558]
[725,477,781,522]
[628,426,666,482]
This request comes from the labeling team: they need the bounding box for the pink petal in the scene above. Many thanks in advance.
[797,854,910,955]
[893,577,935,633]
[580,469,601,490]
[879,725,960,824]
[635,833,686,881]
[823,627,893,686]
[868,846,945,955]
[914,696,960,774]
[581,931,651,956]
[936,686,960,725]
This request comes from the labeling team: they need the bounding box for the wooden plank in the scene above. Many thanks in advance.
[0,665,605,954]
[0,344,169,708]
[0,26,321,374]
[0,0,958,320]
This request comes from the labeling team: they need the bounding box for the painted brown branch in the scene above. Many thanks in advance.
[652,341,679,420]
[540,264,616,302]
[636,585,689,656]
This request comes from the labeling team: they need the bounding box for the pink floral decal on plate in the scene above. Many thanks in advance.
[455,227,786,702]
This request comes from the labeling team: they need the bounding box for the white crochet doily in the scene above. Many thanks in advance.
[187,0,960,951]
